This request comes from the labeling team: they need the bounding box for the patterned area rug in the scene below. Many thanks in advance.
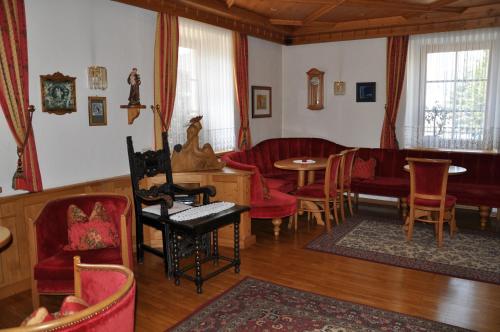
[307,214,500,284]
[168,277,470,331]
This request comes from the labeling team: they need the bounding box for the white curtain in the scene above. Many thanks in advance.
[169,18,235,152]
[403,28,500,150]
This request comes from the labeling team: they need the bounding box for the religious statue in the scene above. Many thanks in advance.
[171,116,226,172]
[127,68,141,105]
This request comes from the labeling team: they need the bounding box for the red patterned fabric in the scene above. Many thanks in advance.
[250,189,297,219]
[33,194,133,295]
[0,0,43,191]
[352,157,376,180]
[21,307,54,326]
[410,195,457,208]
[154,13,179,148]
[380,35,409,149]
[233,32,251,150]
[65,203,119,251]
[59,296,89,316]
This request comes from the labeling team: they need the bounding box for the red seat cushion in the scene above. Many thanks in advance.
[448,183,500,207]
[295,183,337,199]
[34,247,122,282]
[265,177,295,193]
[409,195,457,208]
[251,189,297,219]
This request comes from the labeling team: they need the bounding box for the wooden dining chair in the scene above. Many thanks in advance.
[405,157,457,247]
[294,153,343,232]
[338,148,359,222]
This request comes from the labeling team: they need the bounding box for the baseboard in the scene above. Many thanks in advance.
[0,278,30,300]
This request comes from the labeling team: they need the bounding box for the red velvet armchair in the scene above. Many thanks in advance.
[222,157,297,239]
[27,193,133,308]
[3,257,136,331]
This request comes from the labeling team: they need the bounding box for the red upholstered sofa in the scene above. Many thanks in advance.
[223,138,500,228]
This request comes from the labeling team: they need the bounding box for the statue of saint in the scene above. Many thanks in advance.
[127,68,141,105]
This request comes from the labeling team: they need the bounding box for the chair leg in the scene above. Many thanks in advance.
[271,218,282,239]
[406,209,415,241]
[162,223,171,277]
[324,199,332,232]
[347,190,354,217]
[450,207,457,237]
[136,219,144,264]
[294,212,298,232]
[340,192,346,223]
[333,198,339,226]
[437,217,444,247]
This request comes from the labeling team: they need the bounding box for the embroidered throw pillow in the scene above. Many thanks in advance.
[352,157,376,180]
[20,307,55,326]
[59,296,89,316]
[65,202,119,251]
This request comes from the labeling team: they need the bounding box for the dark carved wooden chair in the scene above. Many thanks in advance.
[126,132,214,276]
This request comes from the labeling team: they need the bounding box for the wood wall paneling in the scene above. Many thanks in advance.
[0,169,253,300]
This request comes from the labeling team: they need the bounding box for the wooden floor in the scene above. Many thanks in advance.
[1,204,500,331]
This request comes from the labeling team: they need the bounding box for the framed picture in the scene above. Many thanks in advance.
[356,82,376,102]
[334,81,346,95]
[40,72,77,114]
[88,96,107,126]
[251,86,272,118]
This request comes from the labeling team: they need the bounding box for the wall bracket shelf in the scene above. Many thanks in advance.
[120,104,146,124]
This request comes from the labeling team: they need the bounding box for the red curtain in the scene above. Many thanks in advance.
[233,32,251,151]
[0,0,43,192]
[154,13,179,149]
[380,35,409,149]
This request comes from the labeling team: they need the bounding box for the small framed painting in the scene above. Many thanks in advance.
[356,82,376,102]
[88,96,107,126]
[251,86,272,118]
[40,72,77,114]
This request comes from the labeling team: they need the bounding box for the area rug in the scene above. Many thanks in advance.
[168,277,470,331]
[306,214,500,284]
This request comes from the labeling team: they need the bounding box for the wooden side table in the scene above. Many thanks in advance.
[168,204,249,293]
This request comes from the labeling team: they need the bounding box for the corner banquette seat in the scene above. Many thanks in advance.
[223,138,500,229]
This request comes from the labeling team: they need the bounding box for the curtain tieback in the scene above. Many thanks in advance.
[12,105,35,189]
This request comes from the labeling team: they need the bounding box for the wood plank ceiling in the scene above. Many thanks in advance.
[114,0,500,44]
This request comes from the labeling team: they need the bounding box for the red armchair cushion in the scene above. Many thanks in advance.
[21,307,55,326]
[34,247,122,282]
[259,174,271,199]
[409,195,457,208]
[65,203,119,251]
[352,157,376,180]
[265,177,296,193]
[250,189,297,219]
[59,296,89,316]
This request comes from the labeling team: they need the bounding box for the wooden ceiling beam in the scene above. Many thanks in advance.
[303,0,346,24]
[347,0,464,13]
[113,0,290,43]
[226,0,235,9]
[270,19,304,26]
[429,0,461,9]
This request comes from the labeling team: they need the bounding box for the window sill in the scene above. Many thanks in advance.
[406,146,499,155]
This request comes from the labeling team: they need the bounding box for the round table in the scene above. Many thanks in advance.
[274,157,328,226]
[274,157,328,188]
[0,226,12,252]
[403,164,467,175]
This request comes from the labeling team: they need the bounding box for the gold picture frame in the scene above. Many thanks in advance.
[251,86,272,118]
[40,72,77,114]
[334,81,346,95]
[88,96,107,126]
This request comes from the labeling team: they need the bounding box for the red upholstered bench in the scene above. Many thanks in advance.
[223,138,500,229]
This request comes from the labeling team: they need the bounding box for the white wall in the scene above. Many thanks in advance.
[248,37,283,145]
[282,38,387,148]
[0,0,156,196]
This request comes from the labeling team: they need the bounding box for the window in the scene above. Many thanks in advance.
[403,28,500,151]
[169,18,235,152]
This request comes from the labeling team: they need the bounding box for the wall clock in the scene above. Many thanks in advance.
[307,68,324,110]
